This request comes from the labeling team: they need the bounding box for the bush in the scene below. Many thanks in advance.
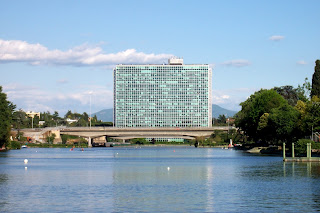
[295,139,320,156]
[130,138,147,144]
[8,141,21,149]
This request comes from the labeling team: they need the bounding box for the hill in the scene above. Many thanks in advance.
[212,104,237,118]
[92,108,113,122]
[93,105,237,122]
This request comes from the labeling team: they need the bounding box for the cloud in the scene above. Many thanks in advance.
[269,35,285,41]
[297,60,307,65]
[212,88,260,111]
[0,39,173,66]
[221,59,251,67]
[3,83,114,115]
[57,79,68,84]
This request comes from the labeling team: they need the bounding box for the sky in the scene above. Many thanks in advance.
[1,0,319,116]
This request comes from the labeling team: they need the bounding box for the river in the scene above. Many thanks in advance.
[0,146,320,212]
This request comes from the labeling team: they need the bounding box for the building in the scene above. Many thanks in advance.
[66,118,79,124]
[26,111,40,118]
[113,58,212,128]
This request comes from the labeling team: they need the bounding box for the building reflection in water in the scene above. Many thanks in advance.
[111,148,242,212]
[111,152,214,211]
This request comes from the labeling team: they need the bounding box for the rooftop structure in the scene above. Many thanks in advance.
[26,111,40,118]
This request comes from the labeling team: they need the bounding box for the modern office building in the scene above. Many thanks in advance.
[113,58,212,128]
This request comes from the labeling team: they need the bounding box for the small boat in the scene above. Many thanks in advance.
[21,145,27,148]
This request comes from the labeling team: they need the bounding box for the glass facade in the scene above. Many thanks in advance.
[114,63,212,128]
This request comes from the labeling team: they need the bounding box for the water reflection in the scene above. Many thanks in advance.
[283,162,320,211]
[112,158,210,211]
[112,148,242,212]
[0,148,320,212]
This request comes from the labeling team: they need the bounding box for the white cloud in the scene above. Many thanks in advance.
[57,79,68,84]
[0,39,173,66]
[297,60,307,65]
[269,35,285,41]
[3,83,114,115]
[221,59,251,67]
[212,88,260,111]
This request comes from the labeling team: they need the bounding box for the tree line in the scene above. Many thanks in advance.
[0,91,112,148]
[10,110,112,129]
[235,60,320,146]
[1,60,320,149]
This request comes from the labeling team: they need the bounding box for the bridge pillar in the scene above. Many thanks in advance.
[88,137,92,148]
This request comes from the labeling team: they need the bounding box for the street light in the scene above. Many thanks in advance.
[90,93,92,129]
[89,91,93,129]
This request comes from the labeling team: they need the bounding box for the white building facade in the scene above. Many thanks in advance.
[113,58,212,128]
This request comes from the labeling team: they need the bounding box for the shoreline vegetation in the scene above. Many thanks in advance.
[4,140,320,158]
[1,60,320,156]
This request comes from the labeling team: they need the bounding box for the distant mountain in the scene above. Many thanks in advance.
[93,105,237,122]
[93,108,113,122]
[212,104,237,118]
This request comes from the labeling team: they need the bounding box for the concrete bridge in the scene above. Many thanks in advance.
[14,126,236,147]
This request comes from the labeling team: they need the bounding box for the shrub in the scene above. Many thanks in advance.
[9,141,21,149]
[295,139,320,156]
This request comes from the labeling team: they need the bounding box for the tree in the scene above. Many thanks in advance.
[0,86,15,148]
[273,85,300,106]
[268,104,300,143]
[311,60,320,98]
[217,114,227,124]
[235,89,287,141]
[304,96,320,132]
[65,110,73,119]
[297,78,311,101]
[46,133,56,144]
[295,139,320,156]
[52,111,59,120]
[130,138,147,144]
[12,110,29,129]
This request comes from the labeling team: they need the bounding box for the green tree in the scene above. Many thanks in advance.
[130,138,147,144]
[304,96,320,133]
[217,114,227,124]
[12,110,29,129]
[257,113,274,143]
[268,104,300,143]
[0,86,15,148]
[297,78,311,101]
[295,100,308,135]
[46,133,56,144]
[273,85,300,106]
[33,115,40,128]
[235,89,287,142]
[52,111,59,120]
[295,139,320,156]
[65,110,73,119]
[311,60,320,98]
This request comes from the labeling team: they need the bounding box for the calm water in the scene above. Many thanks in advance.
[0,147,320,212]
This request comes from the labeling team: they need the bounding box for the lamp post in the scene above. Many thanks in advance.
[226,114,229,139]
[90,93,92,129]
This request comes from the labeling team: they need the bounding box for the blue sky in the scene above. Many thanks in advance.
[1,0,319,115]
